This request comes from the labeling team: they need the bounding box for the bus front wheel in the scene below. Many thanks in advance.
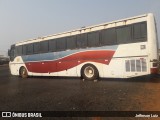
[81,64,99,81]
[20,67,28,78]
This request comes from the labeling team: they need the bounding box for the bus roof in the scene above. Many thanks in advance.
[16,13,151,45]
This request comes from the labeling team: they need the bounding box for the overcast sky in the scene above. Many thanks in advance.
[0,0,160,56]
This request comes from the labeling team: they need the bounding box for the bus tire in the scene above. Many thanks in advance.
[20,67,28,78]
[81,64,99,81]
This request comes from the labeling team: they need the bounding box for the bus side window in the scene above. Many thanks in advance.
[133,22,147,42]
[101,28,117,46]
[56,37,66,51]
[33,42,40,54]
[49,39,56,52]
[116,26,132,44]
[26,44,34,55]
[88,31,100,47]
[22,45,27,55]
[66,36,77,50]
[140,22,147,38]
[77,33,87,49]
[40,41,49,53]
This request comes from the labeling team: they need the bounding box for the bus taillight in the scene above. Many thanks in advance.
[150,68,158,74]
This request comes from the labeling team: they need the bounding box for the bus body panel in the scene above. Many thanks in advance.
[9,43,150,78]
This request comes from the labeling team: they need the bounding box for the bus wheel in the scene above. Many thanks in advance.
[81,64,99,81]
[20,67,28,78]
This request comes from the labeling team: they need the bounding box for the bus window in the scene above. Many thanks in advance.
[77,33,88,48]
[33,42,40,54]
[49,39,56,52]
[88,31,100,47]
[40,41,48,53]
[141,22,147,38]
[133,22,147,42]
[56,37,66,51]
[26,44,33,55]
[101,28,117,45]
[22,45,27,55]
[116,26,132,44]
[67,36,77,50]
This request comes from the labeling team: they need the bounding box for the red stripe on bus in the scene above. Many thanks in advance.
[25,50,115,73]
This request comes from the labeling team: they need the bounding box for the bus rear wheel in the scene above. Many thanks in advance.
[20,67,28,78]
[81,64,99,81]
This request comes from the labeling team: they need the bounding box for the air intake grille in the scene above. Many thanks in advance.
[125,59,147,72]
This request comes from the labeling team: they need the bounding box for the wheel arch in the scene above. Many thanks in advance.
[80,62,103,78]
[19,66,28,76]
[18,65,29,76]
[80,63,100,80]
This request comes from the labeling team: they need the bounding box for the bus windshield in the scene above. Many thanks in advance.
[8,45,15,61]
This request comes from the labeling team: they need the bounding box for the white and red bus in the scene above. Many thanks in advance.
[8,13,159,80]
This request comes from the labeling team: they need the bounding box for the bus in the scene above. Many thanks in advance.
[8,13,159,80]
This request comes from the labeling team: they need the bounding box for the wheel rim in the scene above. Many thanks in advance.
[22,69,26,75]
[84,66,94,78]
